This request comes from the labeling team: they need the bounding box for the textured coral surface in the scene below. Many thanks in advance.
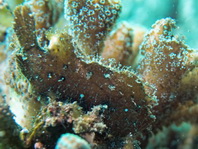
[0,0,198,149]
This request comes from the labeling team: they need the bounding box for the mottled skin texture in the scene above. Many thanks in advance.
[13,4,156,138]
[16,32,154,137]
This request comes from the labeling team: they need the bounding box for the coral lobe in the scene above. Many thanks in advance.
[0,0,198,148]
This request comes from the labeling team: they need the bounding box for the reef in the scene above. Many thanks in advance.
[0,0,198,149]
[55,133,91,149]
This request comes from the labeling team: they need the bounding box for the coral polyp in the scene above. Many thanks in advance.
[13,5,155,138]
[0,0,198,148]
[65,0,122,55]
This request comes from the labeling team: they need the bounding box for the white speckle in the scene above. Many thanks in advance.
[119,91,124,96]
[21,128,29,134]
[104,73,111,79]
[108,84,116,91]
[127,84,133,87]
[86,72,93,80]
[150,115,156,119]
[48,73,52,78]
[80,94,84,99]
[71,1,79,8]
[58,76,65,82]
[169,52,176,59]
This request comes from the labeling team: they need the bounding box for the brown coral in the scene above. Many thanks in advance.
[101,22,134,65]
[65,0,122,55]
[137,18,198,131]
[12,3,156,139]
[1,0,198,148]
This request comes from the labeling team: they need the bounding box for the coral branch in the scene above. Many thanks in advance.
[24,0,64,46]
[13,5,38,49]
[26,0,63,31]
[1,0,198,148]
[169,102,198,124]
[65,0,122,55]
[12,4,156,139]
[138,18,194,104]
[137,18,198,134]
[101,22,134,65]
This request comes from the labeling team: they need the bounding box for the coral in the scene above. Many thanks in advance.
[146,123,198,149]
[168,101,198,125]
[12,2,156,139]
[0,0,198,148]
[0,100,23,149]
[137,18,197,129]
[55,133,91,149]
[65,0,122,55]
[25,0,64,46]
[27,0,63,31]
[19,101,107,148]
[19,101,81,148]
[101,22,134,65]
[73,104,107,134]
